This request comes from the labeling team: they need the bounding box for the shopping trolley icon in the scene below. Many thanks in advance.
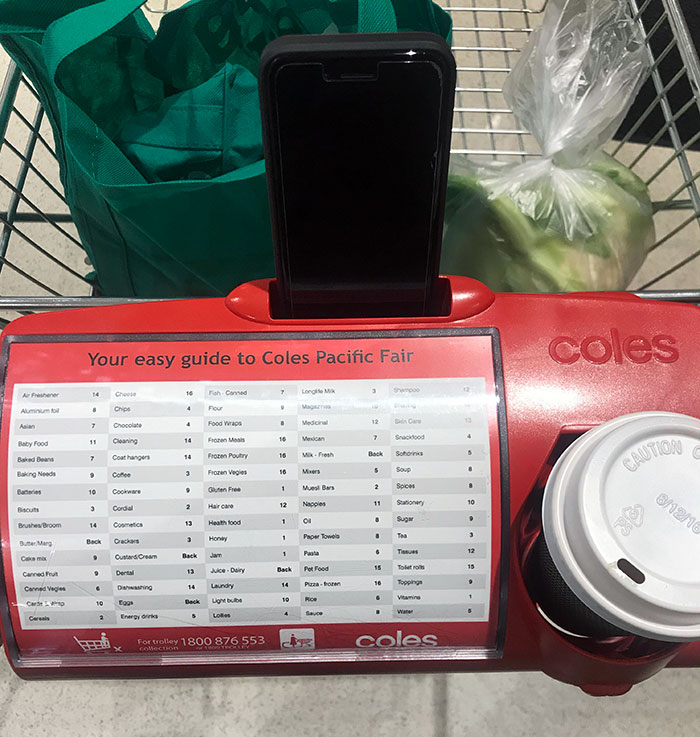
[74,632,111,653]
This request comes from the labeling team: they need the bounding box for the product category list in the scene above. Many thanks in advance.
[7,378,492,630]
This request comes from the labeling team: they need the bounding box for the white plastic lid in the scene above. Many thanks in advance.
[542,412,700,642]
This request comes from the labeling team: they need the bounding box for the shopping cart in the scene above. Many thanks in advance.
[0,0,699,328]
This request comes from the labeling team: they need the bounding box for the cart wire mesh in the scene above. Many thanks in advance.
[0,0,699,326]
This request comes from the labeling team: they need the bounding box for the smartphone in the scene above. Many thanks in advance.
[260,33,456,318]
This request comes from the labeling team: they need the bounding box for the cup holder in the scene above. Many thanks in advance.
[517,412,700,662]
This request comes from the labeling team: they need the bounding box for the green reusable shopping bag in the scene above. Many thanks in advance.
[0,0,452,297]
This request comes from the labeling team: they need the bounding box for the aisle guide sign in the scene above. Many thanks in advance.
[0,331,506,659]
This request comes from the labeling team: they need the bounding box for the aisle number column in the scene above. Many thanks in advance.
[108,384,205,627]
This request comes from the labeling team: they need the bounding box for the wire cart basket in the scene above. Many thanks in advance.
[0,0,699,327]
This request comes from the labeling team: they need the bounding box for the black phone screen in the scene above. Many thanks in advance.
[271,58,445,313]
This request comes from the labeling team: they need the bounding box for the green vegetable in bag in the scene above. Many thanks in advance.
[443,153,655,292]
[441,0,655,292]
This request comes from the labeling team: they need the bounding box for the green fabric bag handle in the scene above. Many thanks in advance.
[44,0,397,88]
[43,0,151,83]
[0,0,153,40]
[0,0,114,34]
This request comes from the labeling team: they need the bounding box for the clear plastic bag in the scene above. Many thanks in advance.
[442,0,655,292]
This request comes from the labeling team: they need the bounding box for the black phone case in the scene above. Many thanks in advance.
[259,33,457,318]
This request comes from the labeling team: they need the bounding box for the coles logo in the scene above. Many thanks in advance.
[355,630,438,648]
[549,329,678,365]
